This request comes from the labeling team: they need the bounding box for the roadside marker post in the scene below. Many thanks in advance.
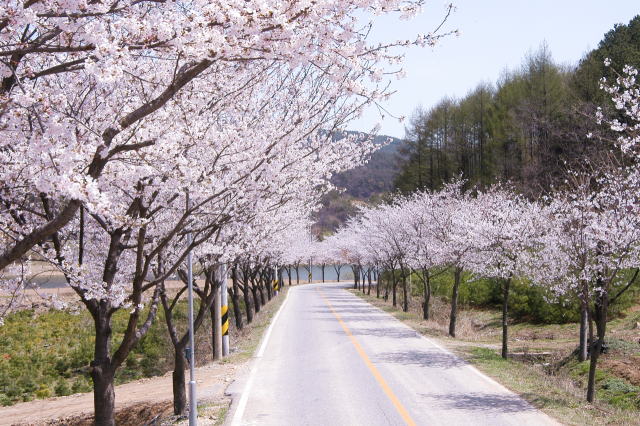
[221,264,229,357]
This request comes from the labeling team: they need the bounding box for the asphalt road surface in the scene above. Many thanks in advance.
[226,283,561,426]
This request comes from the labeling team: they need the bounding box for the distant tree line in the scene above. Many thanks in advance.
[395,16,640,197]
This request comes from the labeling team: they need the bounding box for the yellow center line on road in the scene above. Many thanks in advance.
[318,288,417,426]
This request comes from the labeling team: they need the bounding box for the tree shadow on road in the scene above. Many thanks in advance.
[344,326,422,338]
[373,350,468,369]
[419,392,535,413]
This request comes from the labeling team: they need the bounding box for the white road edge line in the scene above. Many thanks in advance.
[231,287,293,426]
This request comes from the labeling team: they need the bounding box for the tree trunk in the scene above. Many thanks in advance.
[449,266,462,337]
[92,361,115,426]
[579,307,588,362]
[265,270,273,301]
[231,267,243,329]
[288,267,292,286]
[587,293,608,403]
[401,265,408,312]
[250,277,261,314]
[501,277,511,359]
[172,346,188,415]
[352,265,359,289]
[384,271,390,302]
[91,308,116,426]
[367,270,371,296]
[392,269,397,307]
[423,269,431,320]
[240,269,254,323]
[258,276,266,306]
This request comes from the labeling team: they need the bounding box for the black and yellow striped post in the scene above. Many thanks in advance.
[220,264,229,356]
[272,266,279,296]
[221,304,229,344]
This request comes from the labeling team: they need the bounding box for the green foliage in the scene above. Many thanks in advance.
[422,269,580,324]
[602,378,639,394]
[18,374,37,394]
[71,375,92,394]
[35,387,50,399]
[0,304,172,404]
[469,347,504,362]
[576,362,591,377]
[574,15,640,105]
[54,378,71,396]
[598,378,640,409]
[395,33,628,198]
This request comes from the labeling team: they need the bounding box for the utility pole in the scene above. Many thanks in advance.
[186,232,197,426]
[221,264,229,357]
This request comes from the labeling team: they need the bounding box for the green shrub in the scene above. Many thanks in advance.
[71,376,92,394]
[18,374,37,393]
[601,378,639,393]
[5,385,21,397]
[54,359,69,375]
[140,355,159,376]
[36,387,51,399]
[126,355,139,368]
[54,378,71,396]
[1,394,13,406]
[469,347,504,362]
[576,362,590,377]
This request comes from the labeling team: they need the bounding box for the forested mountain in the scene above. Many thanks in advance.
[330,133,401,198]
[395,16,640,198]
[314,133,400,235]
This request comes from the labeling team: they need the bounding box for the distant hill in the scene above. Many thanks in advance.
[314,132,402,236]
[330,133,402,199]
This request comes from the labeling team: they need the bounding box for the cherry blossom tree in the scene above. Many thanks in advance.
[395,191,447,320]
[467,185,545,358]
[419,181,478,337]
[0,0,459,275]
[0,3,462,423]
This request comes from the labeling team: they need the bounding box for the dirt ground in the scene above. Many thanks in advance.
[0,361,242,426]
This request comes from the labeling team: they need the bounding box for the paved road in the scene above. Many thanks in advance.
[226,283,561,426]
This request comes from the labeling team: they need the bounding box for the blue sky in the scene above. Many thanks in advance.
[347,1,640,139]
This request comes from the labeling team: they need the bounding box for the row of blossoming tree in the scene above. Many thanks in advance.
[0,0,458,423]
[312,64,640,404]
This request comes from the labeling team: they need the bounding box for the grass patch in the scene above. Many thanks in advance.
[0,284,293,408]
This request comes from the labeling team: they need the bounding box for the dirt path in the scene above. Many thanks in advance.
[0,361,246,425]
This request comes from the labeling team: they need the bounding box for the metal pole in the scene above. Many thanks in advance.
[187,233,197,426]
[221,264,229,357]
[309,225,313,283]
